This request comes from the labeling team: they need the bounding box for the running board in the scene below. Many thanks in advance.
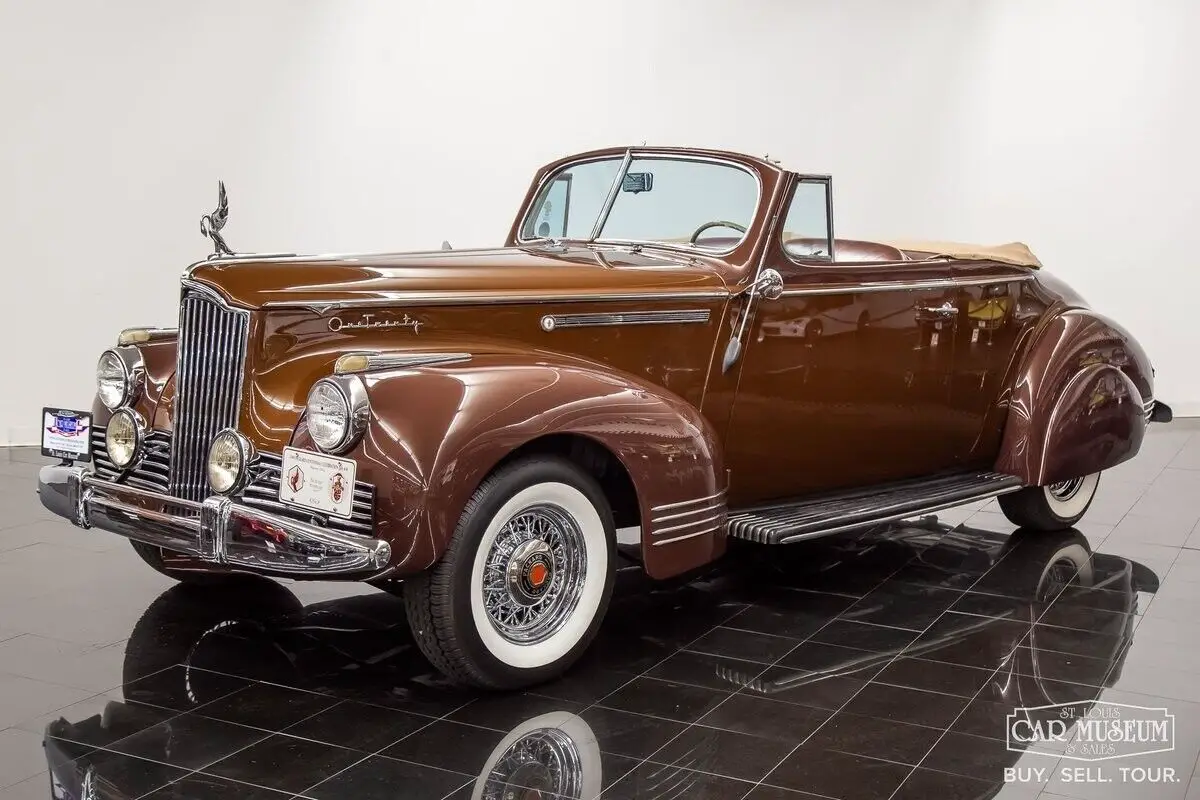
[726,471,1024,545]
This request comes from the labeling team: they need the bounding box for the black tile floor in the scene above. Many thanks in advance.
[4,422,1200,798]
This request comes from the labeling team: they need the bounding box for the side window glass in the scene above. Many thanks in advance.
[523,159,622,239]
[528,175,572,238]
[780,179,833,261]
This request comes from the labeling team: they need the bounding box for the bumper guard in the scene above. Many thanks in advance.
[38,465,391,575]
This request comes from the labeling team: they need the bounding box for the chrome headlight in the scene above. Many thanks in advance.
[96,347,144,410]
[105,408,144,469]
[306,376,369,454]
[207,429,254,495]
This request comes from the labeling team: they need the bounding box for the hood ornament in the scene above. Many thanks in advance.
[200,180,234,259]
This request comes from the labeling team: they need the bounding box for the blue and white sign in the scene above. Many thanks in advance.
[41,408,92,462]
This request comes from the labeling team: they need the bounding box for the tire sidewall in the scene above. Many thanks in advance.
[1042,472,1100,523]
[449,459,616,687]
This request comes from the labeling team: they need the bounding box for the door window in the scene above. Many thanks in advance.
[779,178,834,261]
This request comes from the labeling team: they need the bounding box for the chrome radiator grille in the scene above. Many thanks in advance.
[169,288,250,501]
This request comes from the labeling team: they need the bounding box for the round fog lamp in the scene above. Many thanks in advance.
[105,409,142,469]
[208,429,253,495]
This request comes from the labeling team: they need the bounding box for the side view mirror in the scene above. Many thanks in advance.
[722,268,786,373]
[753,268,784,300]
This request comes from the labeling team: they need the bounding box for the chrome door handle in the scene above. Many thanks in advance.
[918,302,958,317]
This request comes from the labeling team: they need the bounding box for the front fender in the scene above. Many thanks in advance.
[333,354,725,580]
[996,310,1151,485]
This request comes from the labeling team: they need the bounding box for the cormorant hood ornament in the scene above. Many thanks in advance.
[200,180,234,258]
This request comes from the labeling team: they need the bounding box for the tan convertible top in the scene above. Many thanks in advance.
[883,240,1042,269]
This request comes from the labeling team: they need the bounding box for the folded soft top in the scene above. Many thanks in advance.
[883,240,1042,268]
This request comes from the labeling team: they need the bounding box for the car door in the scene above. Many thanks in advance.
[722,177,965,507]
[944,261,1046,466]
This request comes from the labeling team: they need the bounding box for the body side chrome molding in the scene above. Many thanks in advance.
[265,290,731,313]
[650,489,728,513]
[654,512,724,535]
[191,273,1030,313]
[334,352,472,375]
[648,489,727,544]
[778,274,1033,297]
[540,309,710,331]
[651,525,723,546]
[651,503,725,524]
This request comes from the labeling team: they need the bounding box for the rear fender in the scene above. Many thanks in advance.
[996,310,1151,485]
[341,354,725,580]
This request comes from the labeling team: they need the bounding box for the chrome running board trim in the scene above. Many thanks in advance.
[727,471,1024,545]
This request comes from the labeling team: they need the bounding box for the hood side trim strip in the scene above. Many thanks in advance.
[334,352,472,375]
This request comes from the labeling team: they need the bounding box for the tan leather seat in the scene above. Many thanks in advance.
[783,237,907,263]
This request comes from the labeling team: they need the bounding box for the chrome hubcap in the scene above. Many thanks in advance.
[483,504,586,645]
[1047,477,1085,502]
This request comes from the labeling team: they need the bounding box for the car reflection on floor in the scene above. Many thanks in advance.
[43,517,1158,800]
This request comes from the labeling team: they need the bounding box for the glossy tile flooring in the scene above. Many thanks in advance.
[5,423,1200,798]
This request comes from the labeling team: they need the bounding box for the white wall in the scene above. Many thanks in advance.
[2,0,1197,444]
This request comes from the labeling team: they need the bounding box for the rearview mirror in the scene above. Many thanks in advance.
[621,172,654,194]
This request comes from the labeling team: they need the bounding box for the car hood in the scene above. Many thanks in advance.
[188,245,730,309]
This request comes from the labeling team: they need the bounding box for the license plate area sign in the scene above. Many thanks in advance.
[278,447,356,519]
[41,408,93,462]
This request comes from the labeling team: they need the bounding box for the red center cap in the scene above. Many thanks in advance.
[528,562,549,588]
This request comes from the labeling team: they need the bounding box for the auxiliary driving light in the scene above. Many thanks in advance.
[207,429,255,495]
[105,408,144,469]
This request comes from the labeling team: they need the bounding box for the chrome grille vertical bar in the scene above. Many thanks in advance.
[168,285,250,502]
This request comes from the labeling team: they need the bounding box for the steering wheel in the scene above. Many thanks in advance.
[689,220,747,244]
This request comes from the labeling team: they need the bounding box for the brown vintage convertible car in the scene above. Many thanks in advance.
[37,146,1170,688]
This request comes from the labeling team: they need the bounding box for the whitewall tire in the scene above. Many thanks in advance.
[998,472,1101,531]
[404,456,616,689]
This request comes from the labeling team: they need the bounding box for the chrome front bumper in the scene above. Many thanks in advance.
[38,465,391,575]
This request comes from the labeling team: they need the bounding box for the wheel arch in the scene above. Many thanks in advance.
[490,432,642,533]
[347,354,726,581]
[995,309,1151,486]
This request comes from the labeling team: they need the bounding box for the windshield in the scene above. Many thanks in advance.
[520,155,759,252]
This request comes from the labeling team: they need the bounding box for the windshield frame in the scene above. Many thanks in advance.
[515,150,764,257]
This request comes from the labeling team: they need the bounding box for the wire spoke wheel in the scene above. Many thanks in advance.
[1047,477,1085,502]
[405,458,615,687]
[481,503,587,645]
